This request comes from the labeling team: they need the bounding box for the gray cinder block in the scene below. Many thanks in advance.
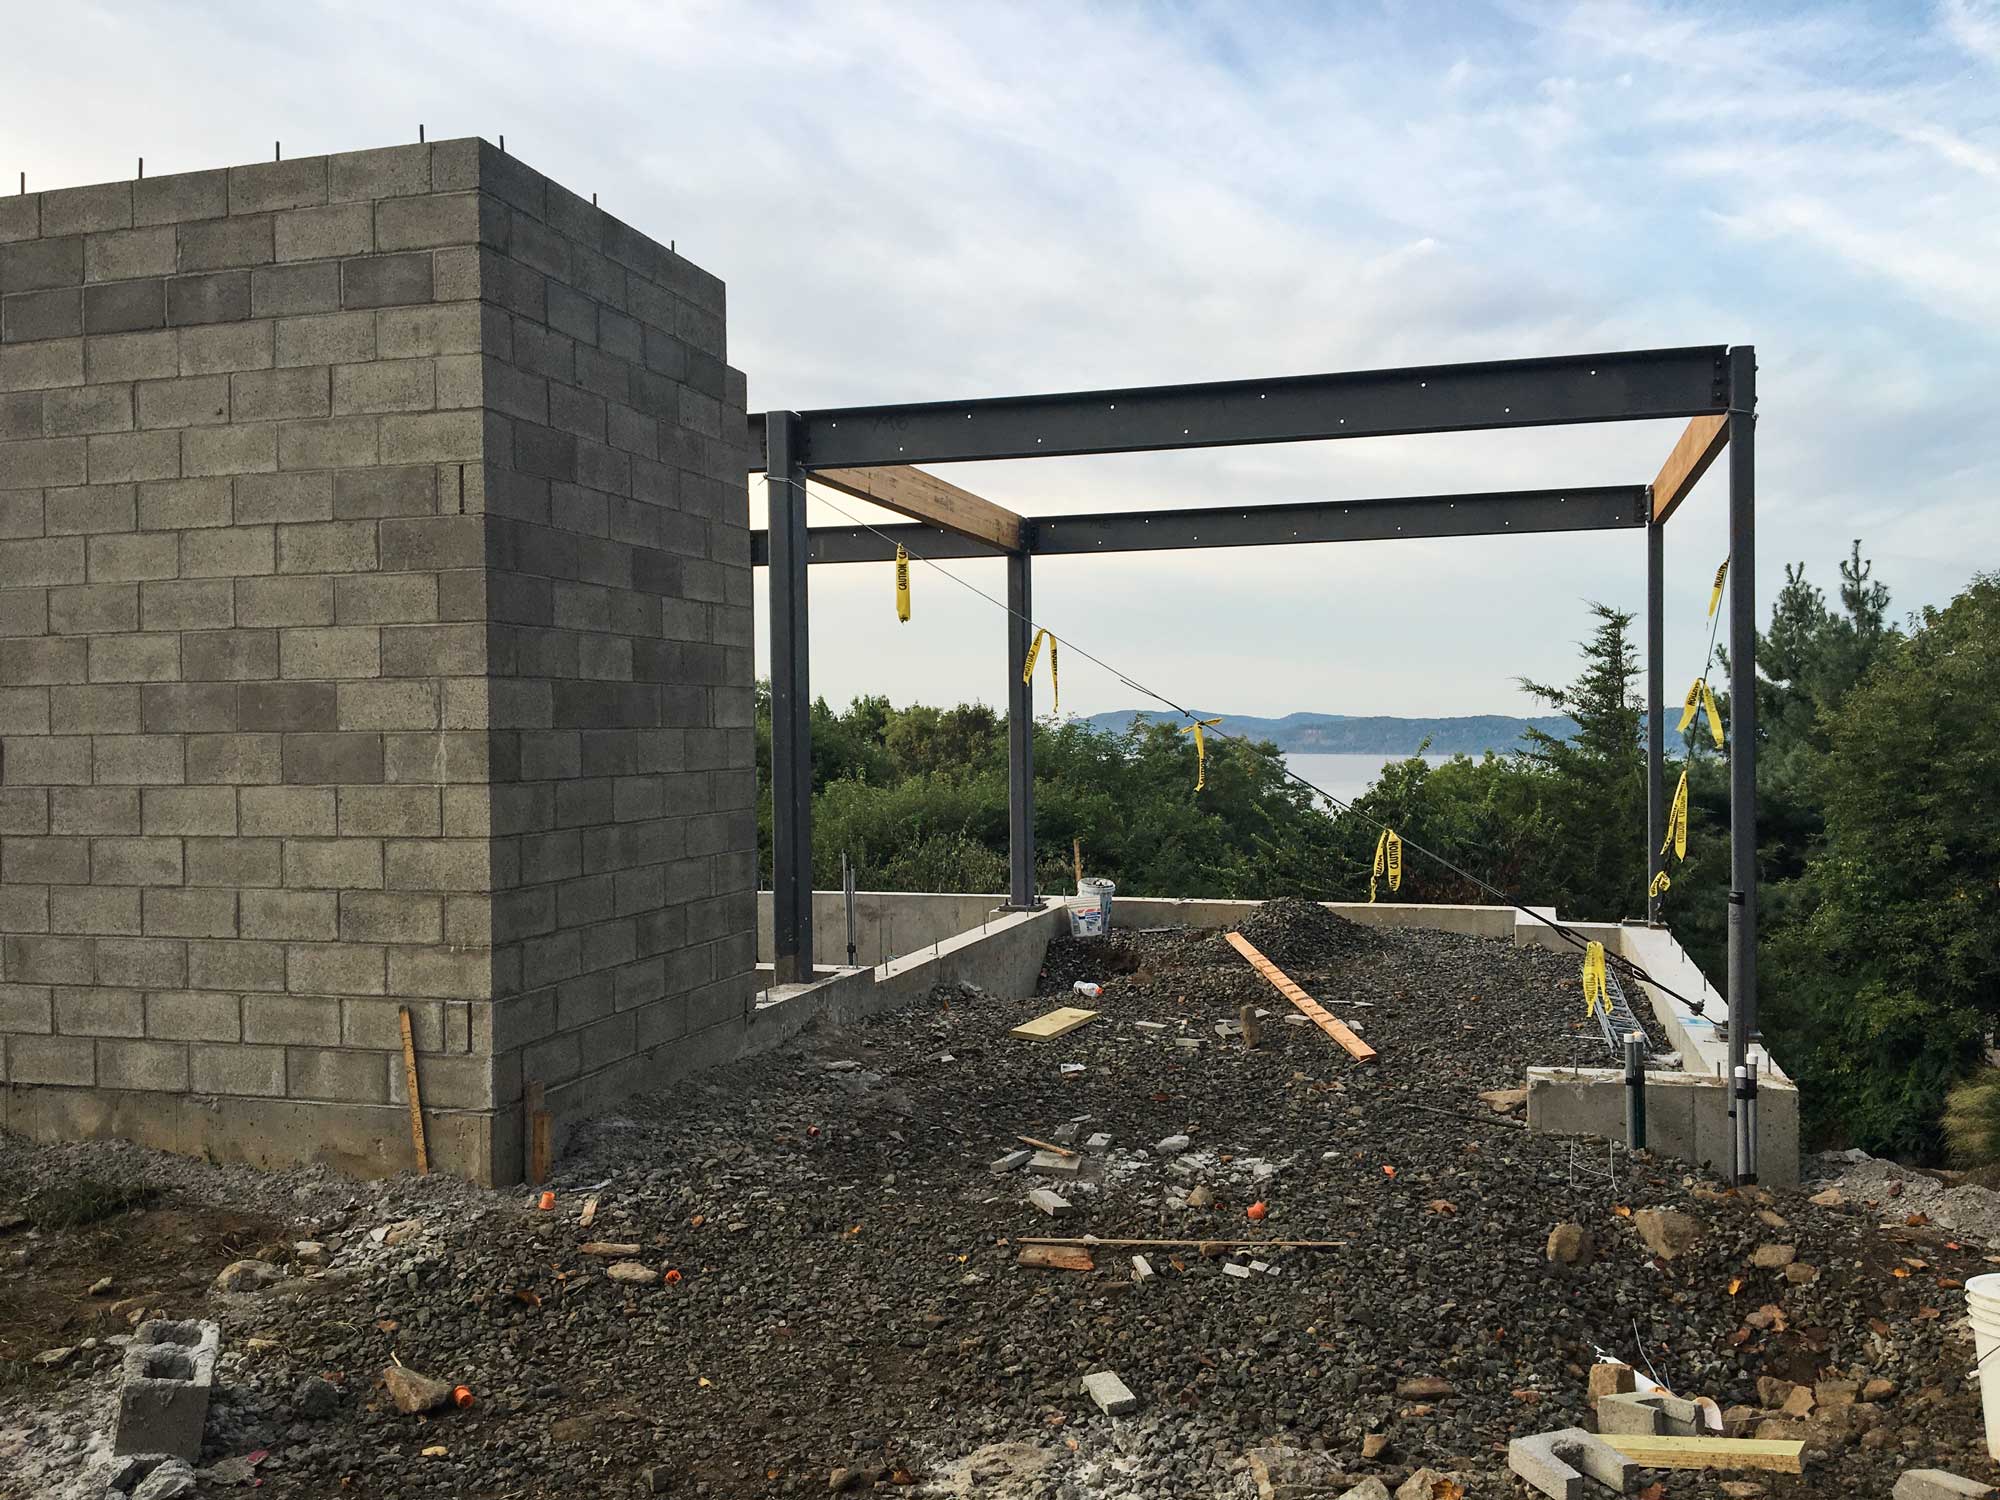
[115,1319,220,1457]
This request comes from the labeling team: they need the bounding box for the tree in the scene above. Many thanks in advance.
[1770,574,2000,1156]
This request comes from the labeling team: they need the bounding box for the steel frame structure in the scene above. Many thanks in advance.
[751,343,1759,1174]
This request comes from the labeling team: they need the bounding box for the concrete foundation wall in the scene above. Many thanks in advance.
[1526,1065,1801,1187]
[0,140,753,1183]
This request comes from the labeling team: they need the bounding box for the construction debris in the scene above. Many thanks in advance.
[1080,1370,1139,1415]
[1009,1007,1098,1040]
[114,1320,220,1459]
[579,1241,642,1257]
[1015,1244,1092,1271]
[1507,1427,1635,1499]
[382,1363,455,1416]
[1224,931,1377,1062]
[1597,1433,1806,1473]
[1027,1189,1074,1218]
[1894,1472,1997,1500]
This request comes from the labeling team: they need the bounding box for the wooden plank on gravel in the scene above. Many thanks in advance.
[1010,1006,1098,1040]
[1016,1244,1095,1271]
[1223,932,1377,1062]
[1599,1435,1804,1473]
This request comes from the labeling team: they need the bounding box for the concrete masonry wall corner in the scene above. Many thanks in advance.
[0,139,755,1183]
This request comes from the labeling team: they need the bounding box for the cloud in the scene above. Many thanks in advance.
[0,0,1993,719]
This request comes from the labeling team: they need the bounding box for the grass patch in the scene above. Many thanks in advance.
[24,1178,160,1231]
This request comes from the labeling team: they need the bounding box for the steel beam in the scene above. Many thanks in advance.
[1646,521,1665,923]
[743,347,1728,470]
[1724,345,1758,1181]
[766,412,814,984]
[749,485,1648,565]
[1006,551,1036,908]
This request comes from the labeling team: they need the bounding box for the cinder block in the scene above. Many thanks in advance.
[138,478,232,531]
[282,731,384,783]
[40,183,135,237]
[1894,1471,1997,1500]
[339,889,442,944]
[379,409,482,464]
[286,941,385,995]
[240,888,336,941]
[280,626,379,679]
[85,226,178,284]
[141,786,237,836]
[2,285,77,343]
[7,1032,97,1084]
[3,732,93,781]
[275,310,374,369]
[385,838,490,891]
[81,430,175,486]
[181,423,277,478]
[114,1319,219,1458]
[185,731,281,784]
[0,196,41,246]
[336,678,436,730]
[5,833,90,883]
[134,171,229,227]
[49,885,142,935]
[286,1044,389,1102]
[178,216,274,273]
[92,836,183,885]
[45,387,135,441]
[235,471,334,524]
[277,520,377,575]
[283,837,383,889]
[377,302,484,358]
[185,836,282,887]
[181,524,274,577]
[96,937,186,989]
[230,159,327,215]
[191,1043,285,1096]
[139,682,236,733]
[82,280,166,336]
[232,366,330,423]
[178,320,273,376]
[251,261,341,319]
[236,574,333,626]
[332,358,435,415]
[328,145,433,203]
[137,374,231,429]
[277,415,379,470]
[141,887,237,939]
[2,236,84,293]
[145,989,242,1042]
[166,270,252,327]
[97,1037,191,1090]
[342,253,433,309]
[141,579,233,631]
[49,581,139,633]
[375,193,487,252]
[238,786,336,837]
[1,338,85,393]
[50,786,137,834]
[242,991,339,1044]
[4,438,88,489]
[1507,1428,1635,1500]
[238,680,333,732]
[0,983,55,1032]
[187,938,285,992]
[274,203,374,263]
[92,733,184,784]
[87,531,180,580]
[88,632,180,682]
[335,571,437,624]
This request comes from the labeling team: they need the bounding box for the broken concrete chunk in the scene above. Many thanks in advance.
[1084,1132,1113,1152]
[1029,1151,1082,1175]
[131,1461,197,1500]
[1479,1087,1529,1113]
[1028,1189,1074,1218]
[1586,1363,1634,1399]
[1507,1427,1635,1500]
[1131,1255,1155,1284]
[989,1150,1033,1175]
[1222,1262,1253,1279]
[1081,1369,1138,1415]
[1155,1133,1191,1153]
[1342,1481,1392,1500]
[382,1363,454,1414]
[1894,1471,1997,1500]
[1547,1222,1592,1265]
[1246,1445,1349,1500]
[605,1260,659,1285]
[1750,1242,1797,1269]
[211,1259,280,1294]
[1631,1207,1701,1259]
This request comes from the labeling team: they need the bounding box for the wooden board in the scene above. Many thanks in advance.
[1650,412,1729,524]
[398,1008,428,1174]
[1599,1435,1804,1473]
[1010,1006,1099,1040]
[1016,1244,1094,1271]
[814,466,1024,552]
[1223,932,1377,1062]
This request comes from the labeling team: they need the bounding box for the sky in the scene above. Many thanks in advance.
[3,0,1994,721]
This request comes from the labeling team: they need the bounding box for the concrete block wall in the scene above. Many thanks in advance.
[0,140,754,1182]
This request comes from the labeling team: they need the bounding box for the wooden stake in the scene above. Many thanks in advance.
[398,1007,428,1173]
[1225,931,1376,1062]
[1072,838,1084,886]
[1016,1244,1094,1271]
[524,1080,551,1185]
[1016,1135,1078,1158]
[1238,1004,1261,1049]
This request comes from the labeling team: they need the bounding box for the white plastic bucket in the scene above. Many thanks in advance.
[1079,877,1116,931]
[1967,1273,2000,1456]
[1065,892,1107,939]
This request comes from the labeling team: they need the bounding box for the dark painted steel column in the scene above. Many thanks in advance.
[1007,549,1036,907]
[1646,520,1665,923]
[766,412,814,983]
[1725,346,1758,1178]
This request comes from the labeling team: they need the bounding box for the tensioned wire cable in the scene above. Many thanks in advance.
[787,479,1713,1017]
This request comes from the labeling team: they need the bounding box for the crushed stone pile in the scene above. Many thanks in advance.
[0,916,1993,1499]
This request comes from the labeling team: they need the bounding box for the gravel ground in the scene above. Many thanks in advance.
[2,900,1996,1499]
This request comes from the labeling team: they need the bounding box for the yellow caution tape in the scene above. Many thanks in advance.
[1582,941,1609,1018]
[1677,678,1702,734]
[1181,717,1222,791]
[1022,629,1058,716]
[1699,680,1725,749]
[1649,869,1672,898]
[1708,558,1729,619]
[894,546,910,623]
[1662,769,1689,859]
[1369,828,1402,903]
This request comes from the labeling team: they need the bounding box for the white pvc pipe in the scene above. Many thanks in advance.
[1967,1273,2000,1458]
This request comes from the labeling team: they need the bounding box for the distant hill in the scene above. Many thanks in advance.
[1082,709,1574,755]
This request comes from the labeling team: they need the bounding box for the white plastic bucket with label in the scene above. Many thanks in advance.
[1065,892,1107,939]
[1079,877,1116,931]
[1967,1272,2000,1456]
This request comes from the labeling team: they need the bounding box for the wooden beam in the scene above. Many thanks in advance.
[1650,413,1729,524]
[811,465,1024,552]
[1224,932,1377,1062]
[1598,1435,1804,1474]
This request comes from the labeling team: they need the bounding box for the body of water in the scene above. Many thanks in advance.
[1282,751,1449,806]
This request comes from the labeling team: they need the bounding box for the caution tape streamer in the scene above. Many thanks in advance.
[1708,558,1729,619]
[1581,940,1610,1017]
[1649,869,1671,898]
[1663,769,1689,860]
[1022,628,1058,716]
[1369,828,1403,903]
[1181,716,1222,791]
[1699,680,1725,749]
[894,546,911,623]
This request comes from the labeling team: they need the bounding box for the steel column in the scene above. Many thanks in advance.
[1006,550,1036,908]
[766,412,814,984]
[1646,520,1665,923]
[1724,346,1758,1181]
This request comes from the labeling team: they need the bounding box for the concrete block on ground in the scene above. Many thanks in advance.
[1595,1390,1667,1435]
[1029,1150,1081,1175]
[1028,1188,1073,1218]
[114,1318,220,1458]
[1895,1472,1997,1500]
[1507,1427,1636,1499]
[988,1149,1031,1175]
[1081,1370,1138,1415]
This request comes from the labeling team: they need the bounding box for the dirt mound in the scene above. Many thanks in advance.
[1227,896,1378,969]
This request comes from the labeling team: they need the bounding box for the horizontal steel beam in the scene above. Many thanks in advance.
[744,347,1728,470]
[748,485,1648,565]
